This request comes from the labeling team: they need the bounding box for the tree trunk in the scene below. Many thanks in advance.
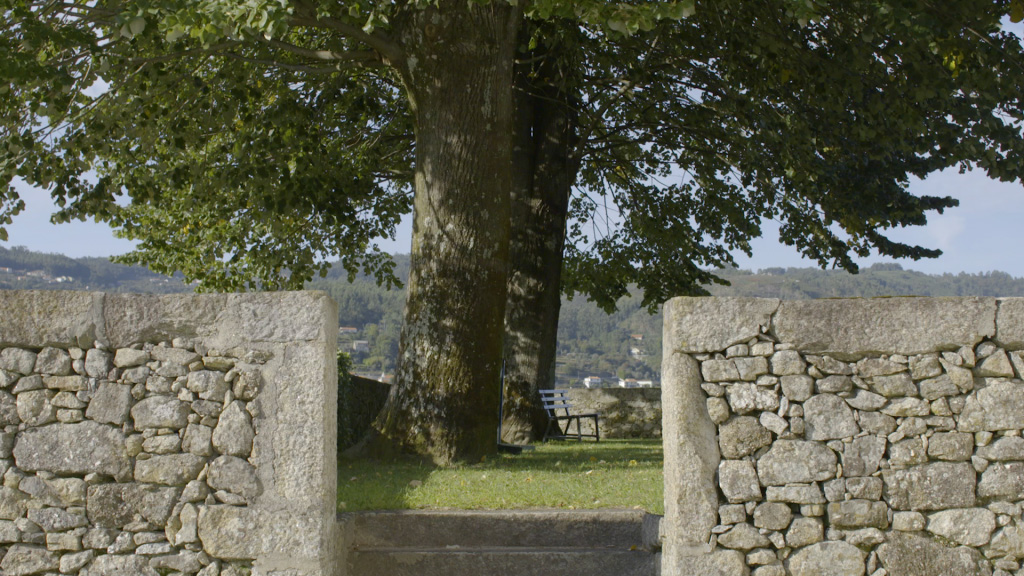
[372,1,520,464]
[500,50,578,444]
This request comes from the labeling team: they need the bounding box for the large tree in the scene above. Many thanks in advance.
[3,0,1024,459]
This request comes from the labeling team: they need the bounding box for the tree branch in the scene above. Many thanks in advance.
[288,2,404,65]
[258,37,380,64]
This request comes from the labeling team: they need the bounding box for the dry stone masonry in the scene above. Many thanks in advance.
[0,291,338,576]
[662,297,1024,576]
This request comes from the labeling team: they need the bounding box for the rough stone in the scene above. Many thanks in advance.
[759,411,788,436]
[839,435,886,477]
[845,527,885,548]
[0,544,60,576]
[83,348,113,378]
[910,355,943,380]
[735,357,769,381]
[858,412,897,436]
[976,350,1015,378]
[130,395,190,430]
[880,397,931,417]
[726,383,779,415]
[33,347,71,375]
[0,487,28,520]
[892,511,926,532]
[846,477,883,500]
[787,541,865,576]
[134,453,206,486]
[889,438,928,468]
[197,505,260,560]
[232,368,261,401]
[668,549,749,576]
[977,436,1024,461]
[766,484,825,505]
[869,373,918,398]
[845,389,887,411]
[59,549,95,573]
[857,358,907,377]
[786,516,824,548]
[720,460,762,503]
[804,394,859,440]
[753,502,793,530]
[828,500,889,529]
[16,389,56,427]
[758,440,837,485]
[150,550,204,573]
[959,380,1024,432]
[781,375,815,402]
[883,462,976,511]
[990,525,1024,560]
[142,434,181,454]
[113,348,150,368]
[771,350,807,376]
[718,522,771,550]
[816,375,854,394]
[149,346,201,366]
[0,348,38,375]
[80,553,160,576]
[876,531,992,576]
[978,462,1024,501]
[720,416,772,459]
[85,382,134,425]
[182,423,214,457]
[702,359,740,382]
[926,508,996,546]
[927,431,974,461]
[920,375,959,400]
[707,397,730,424]
[13,421,130,480]
[26,507,87,531]
[211,400,255,457]
[207,455,259,499]
[187,370,231,401]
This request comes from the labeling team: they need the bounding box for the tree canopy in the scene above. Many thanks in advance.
[3,0,1024,461]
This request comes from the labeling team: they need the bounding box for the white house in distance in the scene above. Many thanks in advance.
[583,376,603,389]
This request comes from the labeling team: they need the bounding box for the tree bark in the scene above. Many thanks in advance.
[500,50,578,444]
[372,1,520,464]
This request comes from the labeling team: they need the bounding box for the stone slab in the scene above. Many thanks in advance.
[773,298,995,360]
[663,298,780,354]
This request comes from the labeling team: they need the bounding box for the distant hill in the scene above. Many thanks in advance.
[4,245,1024,385]
[0,246,192,293]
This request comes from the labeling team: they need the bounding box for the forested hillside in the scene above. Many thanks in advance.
[4,245,1024,385]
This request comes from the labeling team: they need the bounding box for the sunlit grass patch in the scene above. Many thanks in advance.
[338,439,663,514]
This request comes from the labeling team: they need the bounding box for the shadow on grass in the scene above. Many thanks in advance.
[337,439,663,511]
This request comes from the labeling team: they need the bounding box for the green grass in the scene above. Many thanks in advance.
[337,439,664,514]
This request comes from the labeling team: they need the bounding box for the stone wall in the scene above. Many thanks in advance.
[662,297,1024,576]
[567,388,661,439]
[0,291,337,576]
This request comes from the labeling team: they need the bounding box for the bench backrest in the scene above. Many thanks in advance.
[539,389,573,417]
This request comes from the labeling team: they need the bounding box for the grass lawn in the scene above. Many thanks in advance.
[337,439,664,514]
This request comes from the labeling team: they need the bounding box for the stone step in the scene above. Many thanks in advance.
[340,509,653,549]
[337,509,662,576]
[344,546,657,576]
